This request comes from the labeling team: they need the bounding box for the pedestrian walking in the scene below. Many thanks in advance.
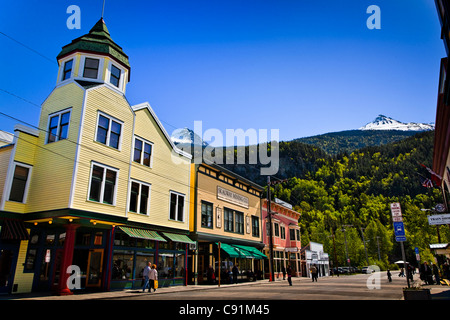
[287,265,292,286]
[420,262,433,285]
[282,266,286,280]
[232,264,239,284]
[142,262,151,292]
[432,263,441,285]
[310,265,318,282]
[399,267,405,277]
[443,261,450,280]
[148,264,158,292]
[387,269,392,282]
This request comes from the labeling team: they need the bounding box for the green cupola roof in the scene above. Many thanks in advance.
[57,18,130,70]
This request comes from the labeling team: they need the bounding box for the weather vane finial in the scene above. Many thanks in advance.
[101,0,106,18]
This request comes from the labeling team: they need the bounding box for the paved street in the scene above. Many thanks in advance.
[106,270,416,300]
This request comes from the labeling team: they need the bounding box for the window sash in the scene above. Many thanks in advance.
[224,208,234,232]
[9,165,30,202]
[62,59,73,81]
[83,58,99,79]
[110,65,121,87]
[96,113,122,149]
[201,202,213,228]
[89,164,118,205]
[133,137,153,167]
[129,181,150,215]
[47,110,71,143]
[169,192,185,222]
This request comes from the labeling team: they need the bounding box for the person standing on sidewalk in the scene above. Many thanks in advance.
[148,264,158,292]
[232,264,239,284]
[142,262,151,292]
[287,265,292,286]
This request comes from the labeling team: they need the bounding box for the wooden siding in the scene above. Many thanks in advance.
[12,237,34,294]
[128,108,191,230]
[71,85,134,217]
[0,145,13,205]
[21,83,84,213]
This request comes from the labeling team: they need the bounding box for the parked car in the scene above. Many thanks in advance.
[362,266,375,274]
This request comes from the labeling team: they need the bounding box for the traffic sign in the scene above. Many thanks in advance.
[394,222,405,237]
[390,202,402,217]
[396,236,406,242]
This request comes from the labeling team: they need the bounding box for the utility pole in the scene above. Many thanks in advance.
[267,176,275,282]
[341,225,353,268]
[360,227,369,266]
[376,236,381,261]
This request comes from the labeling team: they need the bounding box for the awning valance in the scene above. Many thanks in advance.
[162,232,196,244]
[1,219,29,240]
[217,243,266,259]
[118,226,166,242]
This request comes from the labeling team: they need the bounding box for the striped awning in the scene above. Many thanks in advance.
[162,232,196,244]
[118,226,166,242]
[1,219,29,240]
[217,243,266,259]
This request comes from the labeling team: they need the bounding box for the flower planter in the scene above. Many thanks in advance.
[403,288,431,300]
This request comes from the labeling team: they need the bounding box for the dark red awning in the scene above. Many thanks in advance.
[1,219,29,240]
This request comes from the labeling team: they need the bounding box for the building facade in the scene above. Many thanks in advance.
[433,0,450,211]
[262,199,302,279]
[188,163,265,284]
[0,18,193,295]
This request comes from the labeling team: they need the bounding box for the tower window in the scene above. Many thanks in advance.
[110,64,121,87]
[83,58,100,79]
[62,59,73,81]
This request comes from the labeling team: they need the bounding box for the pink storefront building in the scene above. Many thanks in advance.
[262,198,302,279]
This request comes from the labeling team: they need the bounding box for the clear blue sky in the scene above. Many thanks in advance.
[0,0,445,145]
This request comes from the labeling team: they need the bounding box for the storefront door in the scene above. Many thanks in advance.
[86,249,103,287]
[0,248,14,294]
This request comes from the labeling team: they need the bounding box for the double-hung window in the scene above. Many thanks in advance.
[83,57,100,79]
[110,64,121,87]
[133,137,153,167]
[224,208,234,232]
[88,163,118,205]
[47,109,71,143]
[62,59,73,81]
[252,216,260,237]
[8,162,32,203]
[129,180,151,215]
[234,211,244,234]
[201,201,213,228]
[169,191,185,222]
[96,113,122,149]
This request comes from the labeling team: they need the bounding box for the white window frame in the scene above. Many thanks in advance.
[106,62,125,91]
[133,136,154,168]
[60,57,75,82]
[7,162,32,204]
[128,179,152,215]
[79,55,104,82]
[169,191,185,222]
[94,111,124,150]
[87,162,119,206]
[45,108,72,144]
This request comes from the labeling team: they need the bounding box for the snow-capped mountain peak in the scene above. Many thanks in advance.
[170,127,208,147]
[359,115,434,131]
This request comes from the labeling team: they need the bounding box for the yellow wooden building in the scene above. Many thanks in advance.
[0,18,193,294]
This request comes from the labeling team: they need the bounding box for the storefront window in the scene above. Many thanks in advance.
[174,253,185,278]
[112,250,134,280]
[24,249,37,271]
[136,252,154,278]
[158,253,174,279]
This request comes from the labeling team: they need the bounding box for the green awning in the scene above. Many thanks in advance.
[119,226,166,242]
[216,243,267,259]
[217,242,242,258]
[162,232,196,244]
[234,245,267,260]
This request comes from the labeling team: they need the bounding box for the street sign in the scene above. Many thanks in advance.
[395,236,407,242]
[394,222,405,237]
[427,213,450,225]
[390,202,402,217]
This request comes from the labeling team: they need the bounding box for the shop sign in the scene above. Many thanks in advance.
[216,207,222,228]
[428,214,450,225]
[217,186,249,208]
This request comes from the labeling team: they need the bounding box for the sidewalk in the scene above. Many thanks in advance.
[4,277,293,300]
